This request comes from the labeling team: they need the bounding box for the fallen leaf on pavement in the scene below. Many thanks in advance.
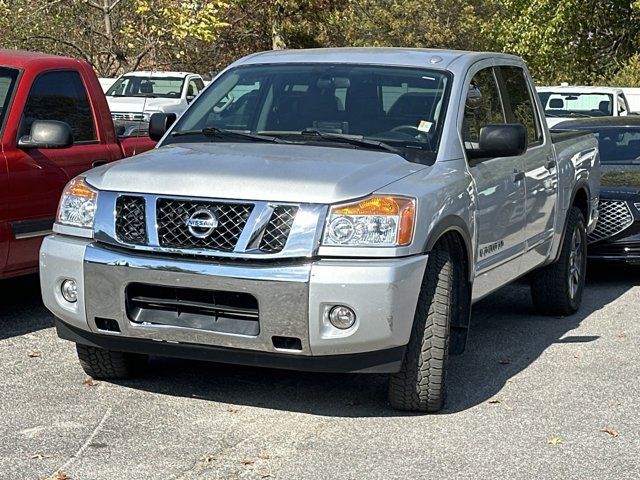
[258,452,270,460]
[487,398,502,404]
[226,406,239,413]
[602,427,619,438]
[240,459,255,466]
[30,452,50,460]
[46,471,70,480]
[82,377,98,387]
[616,333,626,339]
[28,350,41,358]
[548,437,563,446]
[199,454,215,464]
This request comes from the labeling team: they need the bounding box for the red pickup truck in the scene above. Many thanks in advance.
[0,50,156,279]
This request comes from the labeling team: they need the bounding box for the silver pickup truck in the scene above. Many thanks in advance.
[40,48,600,412]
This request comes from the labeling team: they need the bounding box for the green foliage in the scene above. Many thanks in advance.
[607,53,640,87]
[486,0,640,85]
[1,0,640,86]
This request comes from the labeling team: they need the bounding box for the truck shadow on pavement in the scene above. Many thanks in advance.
[0,274,52,341]
[116,264,638,416]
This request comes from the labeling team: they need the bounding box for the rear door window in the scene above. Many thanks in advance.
[21,70,96,143]
[498,66,542,145]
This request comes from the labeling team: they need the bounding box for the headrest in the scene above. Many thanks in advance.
[549,98,564,109]
[139,81,154,94]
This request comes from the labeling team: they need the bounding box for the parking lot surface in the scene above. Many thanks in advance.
[1,267,639,479]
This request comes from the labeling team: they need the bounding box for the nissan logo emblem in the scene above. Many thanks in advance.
[185,209,219,238]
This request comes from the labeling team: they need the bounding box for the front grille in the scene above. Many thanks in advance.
[115,196,147,244]
[112,112,145,121]
[590,242,640,259]
[126,283,259,335]
[588,200,633,243]
[157,199,253,252]
[259,206,298,253]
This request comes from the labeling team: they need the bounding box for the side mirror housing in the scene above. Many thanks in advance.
[149,112,177,141]
[18,120,73,149]
[468,124,527,159]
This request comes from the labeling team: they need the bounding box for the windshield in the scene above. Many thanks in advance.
[106,76,185,99]
[0,66,19,132]
[168,63,452,156]
[538,92,614,118]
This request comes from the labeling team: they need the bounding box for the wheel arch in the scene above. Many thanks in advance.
[423,215,474,283]
[422,216,473,355]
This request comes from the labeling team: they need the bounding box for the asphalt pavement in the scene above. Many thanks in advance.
[1,266,639,479]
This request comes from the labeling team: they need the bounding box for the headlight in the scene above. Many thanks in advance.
[322,196,416,246]
[57,178,98,229]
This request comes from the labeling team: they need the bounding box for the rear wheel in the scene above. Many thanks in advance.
[388,236,468,412]
[530,206,587,316]
[76,344,148,379]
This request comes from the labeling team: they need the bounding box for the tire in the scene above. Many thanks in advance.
[530,206,587,316]
[388,236,467,412]
[76,344,148,379]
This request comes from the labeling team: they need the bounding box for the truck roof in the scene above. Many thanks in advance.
[121,71,199,78]
[537,85,624,95]
[0,49,81,69]
[233,47,523,72]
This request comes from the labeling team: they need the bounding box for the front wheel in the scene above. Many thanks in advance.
[530,206,587,316]
[388,236,468,412]
[76,344,148,379]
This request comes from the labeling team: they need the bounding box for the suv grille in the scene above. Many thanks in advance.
[115,196,147,244]
[588,200,633,243]
[259,206,298,253]
[157,199,253,252]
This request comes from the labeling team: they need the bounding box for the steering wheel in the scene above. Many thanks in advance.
[391,125,430,142]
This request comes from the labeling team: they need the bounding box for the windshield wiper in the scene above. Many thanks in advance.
[172,127,286,143]
[295,129,406,156]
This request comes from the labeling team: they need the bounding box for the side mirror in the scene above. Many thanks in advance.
[186,95,195,103]
[468,124,527,159]
[18,120,73,149]
[149,112,177,141]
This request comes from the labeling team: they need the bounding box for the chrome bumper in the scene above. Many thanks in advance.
[41,235,427,364]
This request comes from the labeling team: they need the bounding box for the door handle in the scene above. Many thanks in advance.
[545,157,556,170]
[92,159,108,168]
[513,170,525,182]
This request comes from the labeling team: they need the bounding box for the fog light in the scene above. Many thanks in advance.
[328,305,356,329]
[61,279,78,303]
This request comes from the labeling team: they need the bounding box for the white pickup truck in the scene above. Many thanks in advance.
[41,48,600,412]
[106,71,206,129]
[537,85,631,127]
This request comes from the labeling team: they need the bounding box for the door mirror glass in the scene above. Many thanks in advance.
[149,112,177,141]
[17,120,73,149]
[468,123,527,159]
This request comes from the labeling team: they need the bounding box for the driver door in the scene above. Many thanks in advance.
[463,65,527,300]
[3,70,113,274]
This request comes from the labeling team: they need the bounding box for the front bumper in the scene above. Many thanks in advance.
[40,235,428,373]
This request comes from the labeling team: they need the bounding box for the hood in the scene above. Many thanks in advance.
[85,143,428,204]
[601,164,640,194]
[106,96,182,113]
